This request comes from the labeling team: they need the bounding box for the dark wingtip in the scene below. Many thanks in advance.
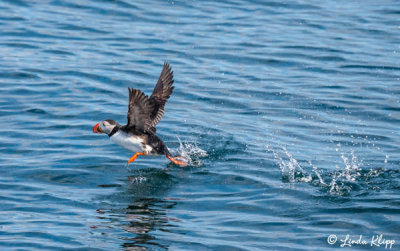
[163,61,171,70]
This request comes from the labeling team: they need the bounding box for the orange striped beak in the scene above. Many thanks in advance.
[93,123,103,133]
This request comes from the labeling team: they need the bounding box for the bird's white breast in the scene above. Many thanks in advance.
[110,131,145,153]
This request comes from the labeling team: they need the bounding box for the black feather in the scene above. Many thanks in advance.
[126,88,154,132]
[149,62,175,128]
[125,62,175,133]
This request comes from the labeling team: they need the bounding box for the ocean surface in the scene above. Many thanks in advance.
[0,0,399,250]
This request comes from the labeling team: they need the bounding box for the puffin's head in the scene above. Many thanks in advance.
[93,119,118,135]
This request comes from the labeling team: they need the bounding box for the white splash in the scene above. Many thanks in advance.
[328,151,362,195]
[171,137,208,167]
[266,145,312,183]
[266,145,377,195]
[129,176,148,184]
[309,160,326,185]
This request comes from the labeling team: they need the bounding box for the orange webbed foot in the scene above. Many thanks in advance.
[127,152,145,164]
[166,155,188,167]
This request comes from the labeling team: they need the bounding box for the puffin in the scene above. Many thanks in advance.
[93,62,186,166]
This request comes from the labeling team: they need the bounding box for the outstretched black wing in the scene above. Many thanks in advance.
[149,62,175,128]
[126,88,154,132]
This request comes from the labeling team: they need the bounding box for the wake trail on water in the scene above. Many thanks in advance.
[266,145,390,196]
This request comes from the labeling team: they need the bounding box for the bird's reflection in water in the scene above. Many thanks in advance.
[122,197,178,250]
[96,168,180,250]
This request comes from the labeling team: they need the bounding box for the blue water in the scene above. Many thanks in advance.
[0,1,399,250]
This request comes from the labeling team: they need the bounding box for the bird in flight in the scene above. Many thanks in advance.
[93,62,187,166]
